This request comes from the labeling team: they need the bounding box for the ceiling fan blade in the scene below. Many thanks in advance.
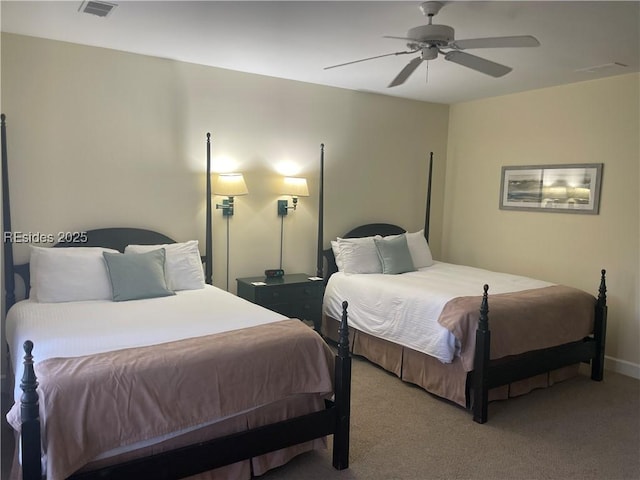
[444,51,512,77]
[324,50,417,70]
[383,35,420,42]
[388,57,423,88]
[451,35,540,50]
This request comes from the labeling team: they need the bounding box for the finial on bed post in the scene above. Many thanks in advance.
[597,269,607,308]
[316,143,325,278]
[424,152,433,243]
[333,300,351,470]
[20,340,42,480]
[205,133,213,285]
[478,284,489,333]
[338,300,349,359]
[2,113,17,312]
[592,269,607,381]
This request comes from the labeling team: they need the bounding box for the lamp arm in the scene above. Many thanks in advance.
[215,196,235,216]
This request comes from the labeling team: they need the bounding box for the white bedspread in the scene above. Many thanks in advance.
[323,261,553,364]
[6,285,287,402]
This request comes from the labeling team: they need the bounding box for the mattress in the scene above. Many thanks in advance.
[323,261,553,363]
[6,285,286,400]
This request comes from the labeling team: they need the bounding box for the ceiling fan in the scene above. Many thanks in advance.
[324,1,540,87]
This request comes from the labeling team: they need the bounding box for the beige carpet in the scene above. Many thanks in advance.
[261,357,640,480]
[2,356,639,480]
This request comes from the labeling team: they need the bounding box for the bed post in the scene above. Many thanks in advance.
[20,340,42,480]
[472,285,490,424]
[205,133,213,285]
[332,300,351,470]
[316,143,324,278]
[591,269,607,381]
[2,114,17,312]
[424,152,433,243]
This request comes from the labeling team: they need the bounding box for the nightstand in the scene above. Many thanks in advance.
[236,273,324,331]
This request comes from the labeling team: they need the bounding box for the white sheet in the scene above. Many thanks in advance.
[323,261,553,364]
[6,285,287,402]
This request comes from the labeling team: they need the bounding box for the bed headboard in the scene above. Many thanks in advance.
[56,227,176,252]
[322,223,406,281]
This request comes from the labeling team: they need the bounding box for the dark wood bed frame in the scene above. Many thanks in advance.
[2,114,352,480]
[319,152,608,424]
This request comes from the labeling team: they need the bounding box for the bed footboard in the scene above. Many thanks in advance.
[18,303,352,479]
[471,270,608,424]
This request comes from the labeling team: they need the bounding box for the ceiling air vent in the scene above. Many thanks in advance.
[78,1,117,18]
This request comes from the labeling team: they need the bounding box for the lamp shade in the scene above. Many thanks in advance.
[214,173,248,196]
[282,177,309,197]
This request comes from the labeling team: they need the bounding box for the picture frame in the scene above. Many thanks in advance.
[499,163,603,214]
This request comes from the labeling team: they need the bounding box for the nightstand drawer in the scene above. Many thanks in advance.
[266,298,321,321]
[291,298,322,323]
[255,284,322,305]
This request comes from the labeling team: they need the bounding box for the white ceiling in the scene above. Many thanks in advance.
[2,1,639,104]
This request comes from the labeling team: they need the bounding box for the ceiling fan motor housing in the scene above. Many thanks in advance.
[407,24,454,46]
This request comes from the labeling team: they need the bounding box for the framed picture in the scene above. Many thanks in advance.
[499,163,603,214]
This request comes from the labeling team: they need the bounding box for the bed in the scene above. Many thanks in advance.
[1,116,352,480]
[318,155,607,424]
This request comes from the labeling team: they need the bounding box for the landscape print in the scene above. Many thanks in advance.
[500,164,603,214]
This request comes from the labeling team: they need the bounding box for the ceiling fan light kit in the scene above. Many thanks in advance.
[325,1,540,88]
[406,24,455,46]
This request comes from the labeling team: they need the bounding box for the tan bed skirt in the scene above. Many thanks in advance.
[10,393,327,480]
[322,314,579,408]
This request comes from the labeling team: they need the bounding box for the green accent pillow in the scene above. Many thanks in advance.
[374,234,416,275]
[103,249,175,301]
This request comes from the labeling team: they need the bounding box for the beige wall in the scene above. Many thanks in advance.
[1,33,448,280]
[0,33,449,379]
[3,32,637,381]
[445,73,640,377]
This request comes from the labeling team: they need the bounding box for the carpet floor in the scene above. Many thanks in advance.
[2,356,639,480]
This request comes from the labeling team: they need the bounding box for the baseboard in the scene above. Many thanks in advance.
[605,355,640,380]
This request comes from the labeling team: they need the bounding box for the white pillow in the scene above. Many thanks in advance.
[404,230,434,268]
[331,240,344,272]
[125,240,205,291]
[336,236,382,274]
[30,246,118,303]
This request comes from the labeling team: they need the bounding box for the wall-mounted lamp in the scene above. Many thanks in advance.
[214,173,248,216]
[277,177,309,216]
[213,173,248,291]
[277,176,309,271]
